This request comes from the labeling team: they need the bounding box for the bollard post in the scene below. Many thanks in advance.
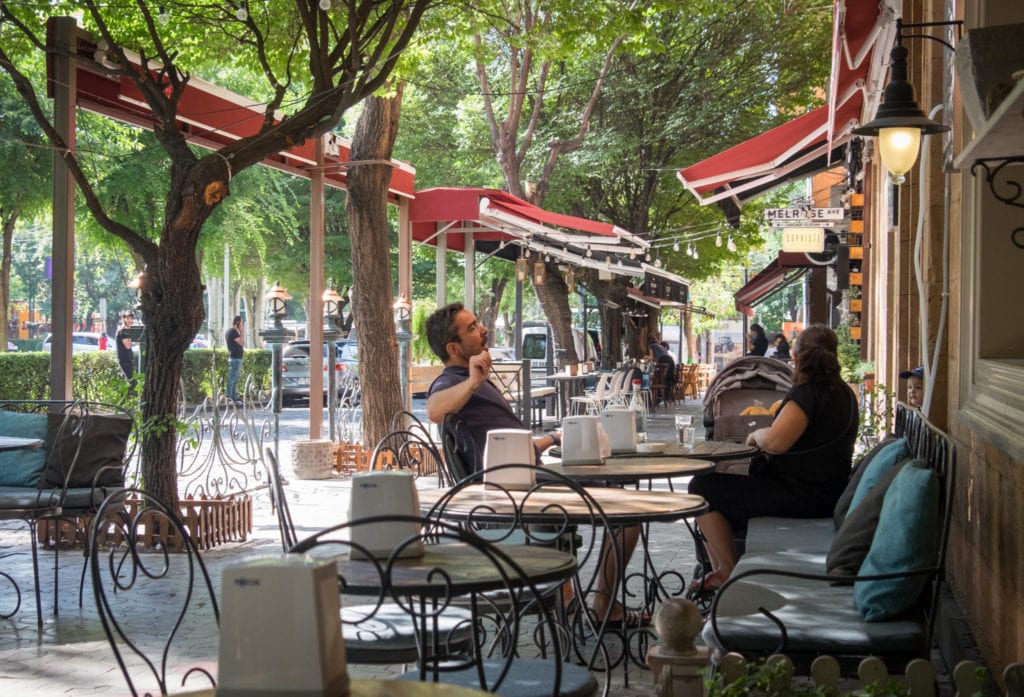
[645,598,709,697]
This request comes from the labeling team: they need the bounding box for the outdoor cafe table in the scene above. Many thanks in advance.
[419,485,707,682]
[608,440,758,463]
[538,458,713,485]
[330,542,577,597]
[180,678,496,697]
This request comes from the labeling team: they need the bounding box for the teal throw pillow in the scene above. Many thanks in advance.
[0,411,50,487]
[847,437,910,516]
[833,436,898,528]
[854,462,940,621]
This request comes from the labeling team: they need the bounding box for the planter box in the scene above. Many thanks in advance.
[40,494,253,551]
[850,326,862,340]
[850,299,863,313]
[333,441,371,473]
[849,246,863,260]
[849,272,863,286]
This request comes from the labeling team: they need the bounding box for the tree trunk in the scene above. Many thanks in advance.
[1,209,18,353]
[347,86,404,450]
[533,261,577,364]
[479,276,507,341]
[684,310,695,362]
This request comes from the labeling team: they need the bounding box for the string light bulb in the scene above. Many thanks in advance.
[157,5,170,24]
[319,0,332,9]
[673,241,680,252]
[715,232,722,247]
[727,235,737,253]
[586,245,593,258]
[235,2,248,21]
[693,248,699,260]
[654,258,663,268]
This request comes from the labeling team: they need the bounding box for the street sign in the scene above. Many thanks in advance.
[765,207,845,221]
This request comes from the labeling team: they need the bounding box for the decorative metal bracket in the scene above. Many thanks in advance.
[970,157,1024,249]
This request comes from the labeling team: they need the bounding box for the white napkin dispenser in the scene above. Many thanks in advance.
[601,408,637,454]
[348,471,424,560]
[483,428,536,489]
[561,415,609,465]
[217,555,348,697]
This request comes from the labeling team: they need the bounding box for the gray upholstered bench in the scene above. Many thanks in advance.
[704,403,955,671]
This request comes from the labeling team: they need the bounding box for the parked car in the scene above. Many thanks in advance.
[190,334,210,349]
[6,341,17,351]
[280,339,360,407]
[40,332,114,352]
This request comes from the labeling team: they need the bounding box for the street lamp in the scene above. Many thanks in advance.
[393,294,413,409]
[322,283,344,438]
[259,281,291,460]
[852,19,957,184]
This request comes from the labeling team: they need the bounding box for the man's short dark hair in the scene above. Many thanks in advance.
[232,315,243,326]
[426,302,464,363]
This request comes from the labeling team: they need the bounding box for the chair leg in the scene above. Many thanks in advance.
[28,521,43,630]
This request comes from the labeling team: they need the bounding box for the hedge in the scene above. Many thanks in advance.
[0,349,271,406]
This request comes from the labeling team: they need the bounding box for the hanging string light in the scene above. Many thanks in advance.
[673,240,680,252]
[715,232,723,247]
[319,0,332,9]
[516,250,528,282]
[234,1,248,21]
[654,258,663,268]
[727,235,737,253]
[586,245,593,258]
[693,247,699,260]
[157,5,170,24]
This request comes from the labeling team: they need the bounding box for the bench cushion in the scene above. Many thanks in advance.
[846,438,910,517]
[833,436,898,527]
[0,411,49,487]
[855,462,940,621]
[0,485,115,512]
[827,460,911,578]
[43,412,131,488]
[744,516,835,559]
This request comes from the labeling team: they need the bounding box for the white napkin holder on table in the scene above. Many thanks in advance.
[560,415,609,465]
[348,470,424,560]
[217,555,349,697]
[483,428,536,489]
[601,408,637,454]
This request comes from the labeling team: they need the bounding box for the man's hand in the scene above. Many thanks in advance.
[467,348,491,391]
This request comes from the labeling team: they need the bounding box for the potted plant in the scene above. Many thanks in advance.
[856,360,876,393]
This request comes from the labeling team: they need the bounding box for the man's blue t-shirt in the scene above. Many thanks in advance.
[429,365,537,472]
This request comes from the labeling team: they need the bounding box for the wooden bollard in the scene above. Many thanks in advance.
[645,598,709,697]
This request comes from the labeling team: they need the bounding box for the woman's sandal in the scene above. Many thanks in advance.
[588,606,652,629]
[688,570,728,595]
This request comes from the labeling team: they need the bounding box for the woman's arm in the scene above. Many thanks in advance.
[746,401,809,454]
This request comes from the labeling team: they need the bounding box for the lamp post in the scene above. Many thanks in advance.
[124,270,146,373]
[393,294,413,410]
[259,281,291,461]
[322,283,344,439]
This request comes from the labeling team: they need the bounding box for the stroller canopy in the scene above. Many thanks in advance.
[703,356,793,422]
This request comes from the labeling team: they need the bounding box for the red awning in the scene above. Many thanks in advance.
[677,0,889,215]
[409,187,643,255]
[733,254,813,317]
[65,36,416,200]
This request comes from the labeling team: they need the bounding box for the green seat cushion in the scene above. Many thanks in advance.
[827,459,922,578]
[844,438,910,519]
[0,411,49,487]
[854,462,940,621]
[833,436,898,528]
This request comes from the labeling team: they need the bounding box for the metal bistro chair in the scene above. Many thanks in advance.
[90,488,219,697]
[425,463,626,696]
[371,427,450,487]
[262,448,474,665]
[291,515,585,697]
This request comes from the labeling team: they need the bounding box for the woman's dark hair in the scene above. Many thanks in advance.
[774,333,790,349]
[791,324,840,385]
[425,302,464,362]
[750,323,766,339]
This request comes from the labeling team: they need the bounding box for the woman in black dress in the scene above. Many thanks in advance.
[688,324,857,590]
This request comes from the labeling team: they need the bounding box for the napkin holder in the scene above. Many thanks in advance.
[217,556,348,697]
[483,428,536,489]
[348,471,423,560]
[561,415,609,465]
[601,408,637,454]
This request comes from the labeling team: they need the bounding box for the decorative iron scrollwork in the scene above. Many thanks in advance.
[970,157,1024,249]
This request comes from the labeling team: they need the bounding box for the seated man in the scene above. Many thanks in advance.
[425,302,648,627]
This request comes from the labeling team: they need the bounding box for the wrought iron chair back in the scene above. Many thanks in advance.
[370,429,447,482]
[425,463,620,682]
[289,515,576,696]
[262,447,298,551]
[440,413,477,482]
[89,488,219,697]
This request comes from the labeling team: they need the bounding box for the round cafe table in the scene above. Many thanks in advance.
[539,458,713,485]
[608,439,757,462]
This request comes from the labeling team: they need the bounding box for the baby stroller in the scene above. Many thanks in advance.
[687,356,792,611]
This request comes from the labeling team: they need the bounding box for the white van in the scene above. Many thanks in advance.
[520,323,600,373]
